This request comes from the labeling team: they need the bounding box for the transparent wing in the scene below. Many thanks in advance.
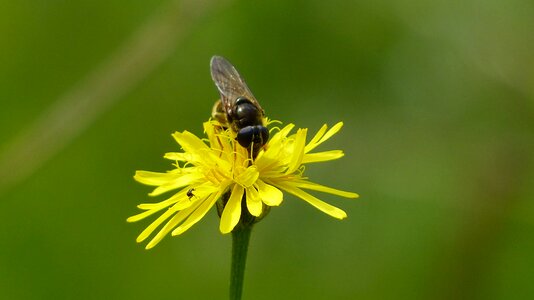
[210,56,263,116]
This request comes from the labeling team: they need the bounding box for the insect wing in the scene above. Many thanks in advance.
[210,56,263,116]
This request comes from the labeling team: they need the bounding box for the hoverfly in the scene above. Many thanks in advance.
[210,56,269,156]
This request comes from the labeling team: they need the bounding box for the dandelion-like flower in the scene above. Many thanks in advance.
[128,120,358,249]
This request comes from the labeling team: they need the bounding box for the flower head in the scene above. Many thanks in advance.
[129,120,358,249]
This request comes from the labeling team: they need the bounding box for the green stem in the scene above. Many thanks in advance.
[230,224,252,300]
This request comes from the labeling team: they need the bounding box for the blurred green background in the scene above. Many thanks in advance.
[1,0,533,299]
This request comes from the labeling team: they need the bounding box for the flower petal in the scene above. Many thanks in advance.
[235,165,259,188]
[172,130,210,154]
[145,200,203,249]
[130,198,192,223]
[172,190,221,236]
[127,209,162,223]
[305,124,328,152]
[204,120,234,151]
[276,183,348,219]
[245,186,262,217]
[257,180,283,206]
[148,172,203,196]
[304,122,343,153]
[269,124,295,146]
[260,124,295,158]
[138,183,219,211]
[320,122,343,144]
[163,152,190,161]
[137,189,188,211]
[134,170,181,186]
[220,185,244,234]
[302,150,344,164]
[295,180,359,198]
[129,186,199,223]
[285,128,307,174]
[134,208,176,243]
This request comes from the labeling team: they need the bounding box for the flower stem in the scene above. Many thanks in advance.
[230,224,252,300]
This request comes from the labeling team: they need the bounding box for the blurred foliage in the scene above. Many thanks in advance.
[1,0,533,299]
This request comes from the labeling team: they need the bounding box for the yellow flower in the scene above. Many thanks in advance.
[129,120,358,249]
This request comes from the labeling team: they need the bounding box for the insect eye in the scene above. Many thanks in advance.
[259,126,269,144]
[236,127,254,148]
[236,126,269,149]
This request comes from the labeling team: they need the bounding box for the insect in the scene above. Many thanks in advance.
[187,188,196,199]
[210,56,269,156]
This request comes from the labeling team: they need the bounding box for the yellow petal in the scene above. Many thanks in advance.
[135,208,176,243]
[148,172,202,196]
[295,180,359,198]
[245,186,262,217]
[127,209,161,223]
[285,128,307,174]
[206,149,233,171]
[203,121,217,146]
[220,185,244,234]
[261,124,295,157]
[255,125,296,171]
[305,124,328,152]
[270,124,295,145]
[257,180,283,206]
[172,131,210,154]
[204,120,235,152]
[139,192,194,212]
[172,190,221,236]
[276,183,348,219]
[163,152,189,161]
[152,183,220,207]
[137,188,189,210]
[304,122,343,153]
[235,165,259,188]
[134,170,181,186]
[302,150,344,164]
[145,200,203,249]
[321,122,343,143]
[134,200,193,225]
